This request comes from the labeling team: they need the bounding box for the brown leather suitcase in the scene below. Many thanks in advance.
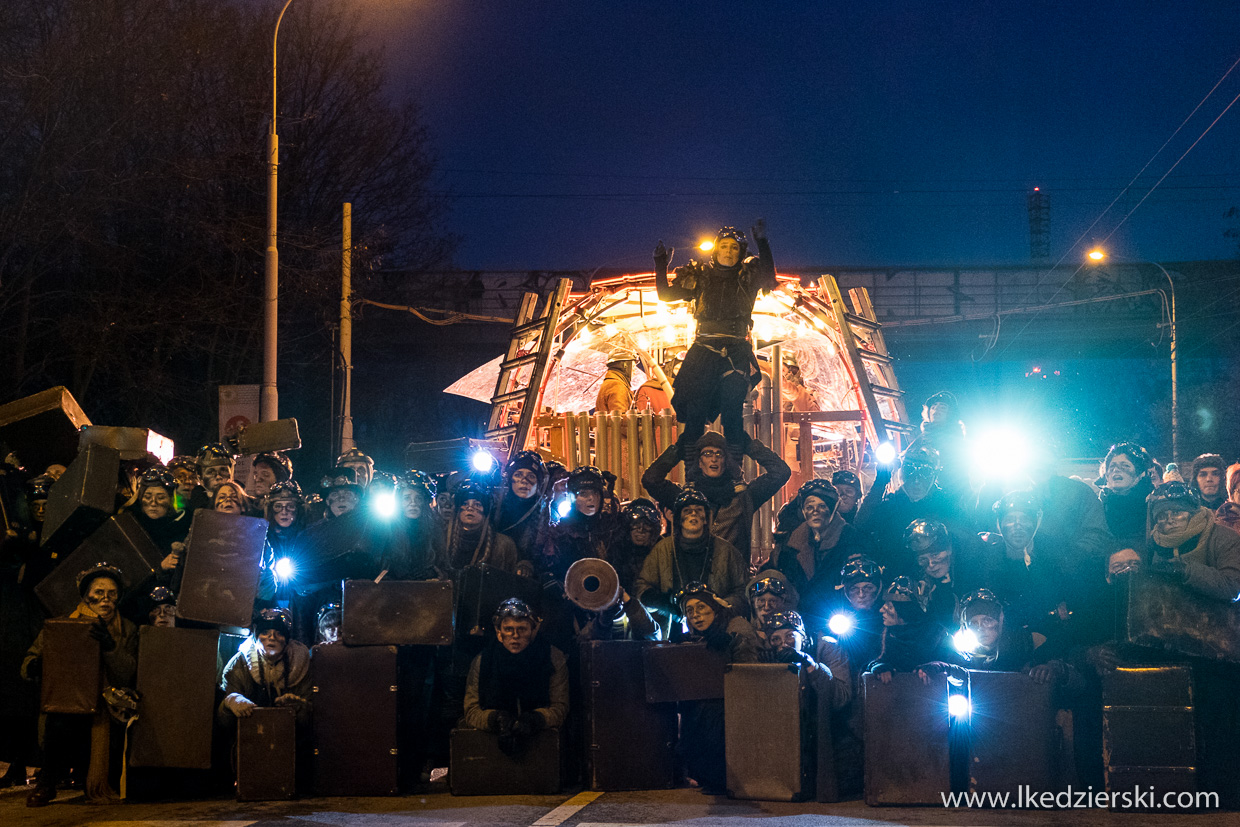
[233,418,302,455]
[863,670,952,805]
[341,579,454,646]
[725,663,814,801]
[582,640,676,791]
[237,707,297,801]
[449,726,561,795]
[310,643,399,795]
[1125,573,1240,664]
[78,425,173,465]
[1103,663,1196,806]
[40,618,102,714]
[40,443,119,555]
[34,513,161,616]
[967,670,1058,796]
[643,641,726,702]
[129,626,219,768]
[456,564,542,637]
[0,386,91,474]
[175,510,270,628]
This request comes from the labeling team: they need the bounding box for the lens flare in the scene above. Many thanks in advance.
[828,613,854,636]
[274,557,295,582]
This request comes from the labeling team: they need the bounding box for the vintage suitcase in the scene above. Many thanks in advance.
[1125,573,1240,664]
[863,671,952,805]
[79,425,173,465]
[35,513,161,616]
[643,641,726,702]
[725,663,814,801]
[40,443,120,555]
[311,643,399,795]
[341,580,454,646]
[1103,663,1196,802]
[0,386,91,474]
[457,564,542,637]
[40,618,102,714]
[233,418,302,455]
[815,673,839,803]
[582,640,676,791]
[449,727,561,795]
[129,626,219,768]
[237,707,297,801]
[967,670,1057,795]
[175,510,269,628]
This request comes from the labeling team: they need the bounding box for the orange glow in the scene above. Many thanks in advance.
[1087,249,1105,262]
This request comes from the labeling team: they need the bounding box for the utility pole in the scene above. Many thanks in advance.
[339,202,355,455]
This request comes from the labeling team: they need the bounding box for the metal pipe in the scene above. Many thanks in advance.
[339,202,354,454]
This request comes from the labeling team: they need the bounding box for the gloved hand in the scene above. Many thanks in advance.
[751,218,767,240]
[89,619,116,652]
[643,590,679,621]
[1027,659,1067,686]
[773,646,810,666]
[872,461,893,491]
[1149,556,1187,581]
[701,622,732,653]
[274,693,305,708]
[653,241,673,270]
[24,658,41,681]
[513,710,544,737]
[224,693,257,718]
[491,710,515,736]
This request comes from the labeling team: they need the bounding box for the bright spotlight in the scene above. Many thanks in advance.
[555,496,573,519]
[274,557,295,583]
[471,450,496,474]
[875,441,897,465]
[371,490,398,520]
[1087,249,1105,262]
[970,427,1031,481]
[948,693,971,719]
[953,628,980,654]
[828,613,854,637]
[699,240,714,252]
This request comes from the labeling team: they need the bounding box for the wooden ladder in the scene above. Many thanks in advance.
[819,276,914,447]
[484,278,572,460]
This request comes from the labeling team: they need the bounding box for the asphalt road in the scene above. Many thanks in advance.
[1,782,1229,827]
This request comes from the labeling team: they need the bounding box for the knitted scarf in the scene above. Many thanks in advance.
[1151,506,1214,552]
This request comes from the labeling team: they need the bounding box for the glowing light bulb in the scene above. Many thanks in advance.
[828,613,854,636]
[274,558,295,582]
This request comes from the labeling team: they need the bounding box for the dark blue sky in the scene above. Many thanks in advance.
[359,1,1240,271]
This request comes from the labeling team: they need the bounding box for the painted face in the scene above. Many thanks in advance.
[575,490,601,517]
[341,460,372,489]
[150,604,177,628]
[401,488,429,520]
[510,468,540,500]
[698,447,726,479]
[1000,510,1038,551]
[684,598,716,632]
[902,463,937,502]
[497,617,534,654]
[1107,548,1143,583]
[45,464,67,480]
[846,581,879,611]
[714,237,741,267]
[257,628,287,658]
[802,495,832,531]
[214,484,243,515]
[1197,467,1222,498]
[1155,508,1192,534]
[30,499,47,523]
[768,627,805,653]
[437,493,455,522]
[457,498,486,528]
[200,463,232,495]
[250,464,278,497]
[966,611,1002,649]
[270,498,298,528]
[326,488,359,517]
[879,600,905,627]
[84,577,120,623]
[917,547,952,581]
[318,614,340,644]
[172,467,198,497]
[835,484,859,514]
[752,592,785,626]
[630,522,657,548]
[679,504,707,539]
[140,486,172,520]
[1105,455,1142,495]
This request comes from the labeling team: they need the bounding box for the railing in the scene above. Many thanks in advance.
[533,409,683,501]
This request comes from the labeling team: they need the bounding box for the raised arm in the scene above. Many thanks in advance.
[744,435,792,508]
[654,241,694,303]
[750,219,777,294]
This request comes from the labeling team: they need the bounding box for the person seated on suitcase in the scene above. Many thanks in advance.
[129,467,190,589]
[761,610,851,708]
[746,571,798,646]
[462,598,568,753]
[635,489,750,639]
[446,478,520,573]
[865,576,955,685]
[22,563,139,807]
[491,451,550,564]
[219,608,312,727]
[929,588,1034,674]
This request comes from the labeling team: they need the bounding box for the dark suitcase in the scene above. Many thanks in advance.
[311,643,399,795]
[1103,663,1196,801]
[582,640,676,791]
[815,673,839,803]
[457,564,542,637]
[967,670,1057,795]
[237,707,297,801]
[34,513,161,616]
[341,579,454,646]
[725,663,814,801]
[129,626,219,768]
[175,510,269,628]
[40,443,119,555]
[643,641,726,702]
[449,727,561,795]
[233,418,302,455]
[863,671,951,805]
[40,618,102,714]
[79,425,174,465]
[0,386,91,474]
[1125,573,1240,664]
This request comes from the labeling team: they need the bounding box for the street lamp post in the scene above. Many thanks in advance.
[1088,249,1178,463]
[262,0,295,423]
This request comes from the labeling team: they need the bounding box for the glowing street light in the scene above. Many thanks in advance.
[699,240,714,252]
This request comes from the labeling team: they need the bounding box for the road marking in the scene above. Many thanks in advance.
[83,823,257,827]
[531,791,603,827]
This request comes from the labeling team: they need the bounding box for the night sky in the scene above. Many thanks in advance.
[355,1,1240,271]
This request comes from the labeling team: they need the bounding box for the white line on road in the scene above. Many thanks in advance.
[83,822,257,827]
[531,791,604,827]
